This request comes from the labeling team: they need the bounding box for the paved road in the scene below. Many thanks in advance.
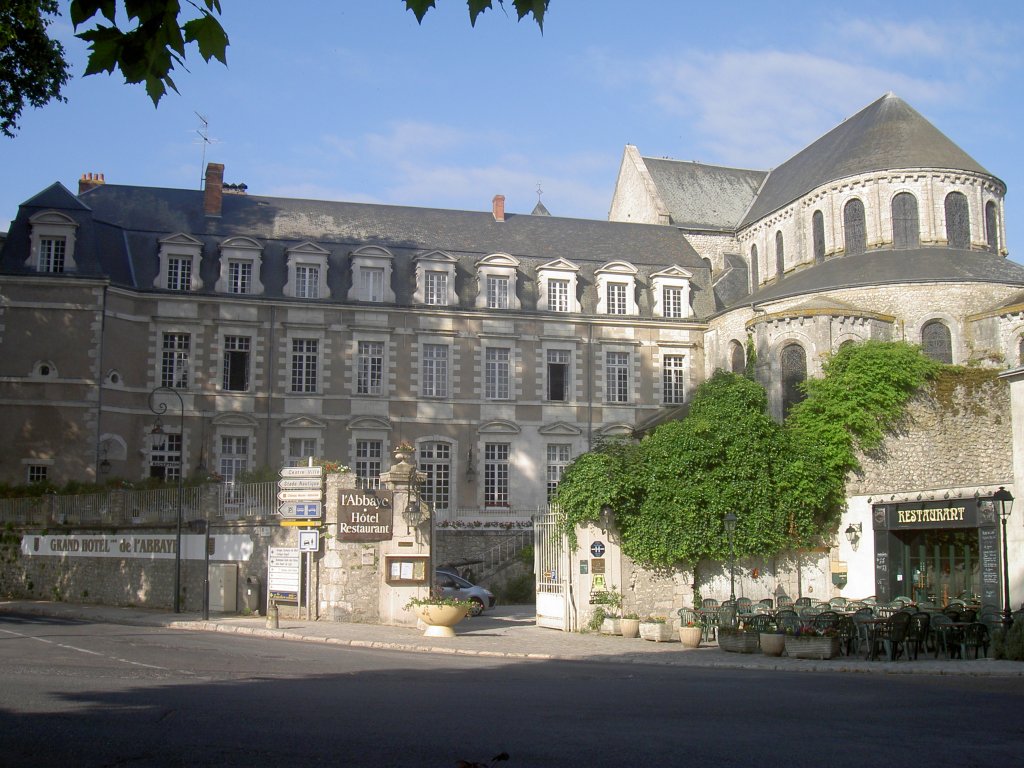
[2,611,1023,767]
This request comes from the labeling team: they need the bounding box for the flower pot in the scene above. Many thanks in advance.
[679,625,703,648]
[760,633,786,657]
[601,617,622,635]
[718,631,760,653]
[414,604,469,638]
[620,618,641,638]
[640,622,674,642]
[784,635,841,659]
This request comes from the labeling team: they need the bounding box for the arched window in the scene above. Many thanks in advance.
[986,201,1000,253]
[781,343,807,416]
[811,210,825,264]
[892,192,920,249]
[750,244,759,289]
[921,320,953,364]
[843,199,866,256]
[775,231,785,279]
[944,192,971,249]
[729,340,745,374]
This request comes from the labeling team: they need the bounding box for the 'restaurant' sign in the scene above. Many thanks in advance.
[337,490,394,542]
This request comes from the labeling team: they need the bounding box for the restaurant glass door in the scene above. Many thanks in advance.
[896,528,979,605]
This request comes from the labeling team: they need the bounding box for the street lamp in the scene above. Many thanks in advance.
[844,522,862,550]
[723,511,737,603]
[994,486,1014,631]
[149,386,184,614]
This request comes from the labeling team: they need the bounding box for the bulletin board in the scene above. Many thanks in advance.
[385,555,430,585]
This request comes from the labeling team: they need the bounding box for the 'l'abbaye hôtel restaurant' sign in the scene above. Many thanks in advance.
[338,490,394,542]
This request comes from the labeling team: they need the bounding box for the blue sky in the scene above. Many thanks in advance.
[4,1,1023,259]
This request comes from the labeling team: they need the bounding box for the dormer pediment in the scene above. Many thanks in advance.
[538,258,580,273]
[415,250,459,265]
[212,413,259,427]
[597,423,634,438]
[220,236,262,252]
[29,210,78,228]
[476,252,520,269]
[651,265,693,280]
[287,242,331,257]
[281,416,328,429]
[596,261,638,276]
[159,232,203,249]
[352,245,394,261]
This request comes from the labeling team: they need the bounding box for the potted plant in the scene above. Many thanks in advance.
[589,589,623,635]
[640,615,674,642]
[679,618,703,648]
[717,625,761,653]
[405,594,472,638]
[783,624,841,659]
[759,623,786,656]
[620,612,641,638]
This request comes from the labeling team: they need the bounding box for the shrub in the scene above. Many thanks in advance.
[993,620,1024,660]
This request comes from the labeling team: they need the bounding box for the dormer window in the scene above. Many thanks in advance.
[154,233,203,292]
[285,242,331,300]
[537,259,581,313]
[595,261,639,316]
[215,237,264,295]
[413,251,458,306]
[475,253,521,310]
[651,266,693,319]
[348,246,396,304]
[29,211,78,274]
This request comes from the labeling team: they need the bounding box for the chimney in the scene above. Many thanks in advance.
[203,162,225,217]
[78,172,105,195]
[492,194,505,222]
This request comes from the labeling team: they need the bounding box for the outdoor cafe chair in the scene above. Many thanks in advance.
[745,613,774,633]
[736,597,753,614]
[812,610,840,630]
[776,595,794,609]
[851,610,874,657]
[828,597,848,610]
[906,611,931,660]
[717,604,738,630]
[775,609,800,633]
[702,598,720,610]
[872,610,912,661]
[759,598,775,608]
[794,597,813,609]
[928,613,956,659]
[960,622,990,659]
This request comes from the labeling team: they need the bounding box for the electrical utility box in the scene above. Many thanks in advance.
[209,564,238,612]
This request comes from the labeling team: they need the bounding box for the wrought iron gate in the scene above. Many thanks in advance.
[534,509,574,631]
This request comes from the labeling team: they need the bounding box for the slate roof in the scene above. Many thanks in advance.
[640,158,766,230]
[739,248,1024,308]
[739,93,998,227]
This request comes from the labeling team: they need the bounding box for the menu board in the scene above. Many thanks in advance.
[979,526,1001,608]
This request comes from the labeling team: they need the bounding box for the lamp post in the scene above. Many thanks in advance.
[844,522,862,550]
[994,486,1015,631]
[723,511,737,603]
[149,386,184,614]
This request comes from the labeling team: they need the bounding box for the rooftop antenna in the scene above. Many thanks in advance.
[194,112,220,189]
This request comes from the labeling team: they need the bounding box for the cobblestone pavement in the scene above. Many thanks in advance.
[3,600,1022,676]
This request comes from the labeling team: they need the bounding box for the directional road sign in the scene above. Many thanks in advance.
[277,489,324,502]
[278,478,323,490]
[278,501,322,518]
[280,466,324,478]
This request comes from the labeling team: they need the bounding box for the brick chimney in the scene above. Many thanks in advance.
[492,194,505,222]
[78,172,105,195]
[203,162,225,217]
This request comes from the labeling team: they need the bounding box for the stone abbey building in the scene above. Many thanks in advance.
[2,93,1022,617]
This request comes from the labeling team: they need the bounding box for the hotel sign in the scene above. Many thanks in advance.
[337,490,394,542]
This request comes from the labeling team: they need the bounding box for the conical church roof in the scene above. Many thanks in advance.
[740,93,997,227]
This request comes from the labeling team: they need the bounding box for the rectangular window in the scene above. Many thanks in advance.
[228,260,252,294]
[290,338,319,393]
[161,333,190,389]
[484,443,509,507]
[546,444,571,502]
[606,351,629,403]
[422,343,449,398]
[288,438,316,466]
[27,465,48,484]
[219,436,249,485]
[663,354,686,405]
[167,256,192,291]
[222,335,251,392]
[357,340,385,396]
[355,440,382,489]
[295,264,320,299]
[360,267,385,302]
[38,237,66,273]
[150,433,182,481]
[548,279,570,312]
[424,271,448,305]
[663,287,684,318]
[607,283,627,315]
[486,276,509,309]
[417,442,451,512]
[546,349,570,402]
[485,347,511,400]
